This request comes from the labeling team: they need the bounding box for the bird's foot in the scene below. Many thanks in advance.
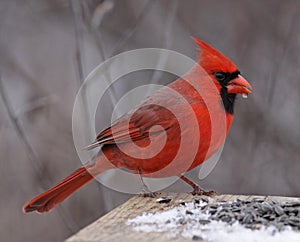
[191,186,217,196]
[180,175,216,197]
[137,168,159,197]
[140,191,159,198]
[139,184,159,197]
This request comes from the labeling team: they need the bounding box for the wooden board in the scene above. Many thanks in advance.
[66,193,300,242]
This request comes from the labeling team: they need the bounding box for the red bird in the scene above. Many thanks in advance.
[23,38,252,213]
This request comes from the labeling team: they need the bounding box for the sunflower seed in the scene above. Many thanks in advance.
[274,205,284,216]
[199,219,211,225]
[186,210,193,215]
[178,197,300,232]
[192,235,204,241]
[156,197,172,204]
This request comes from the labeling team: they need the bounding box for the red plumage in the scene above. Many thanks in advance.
[23,37,252,213]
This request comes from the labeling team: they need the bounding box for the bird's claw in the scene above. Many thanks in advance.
[191,187,217,196]
[140,191,159,198]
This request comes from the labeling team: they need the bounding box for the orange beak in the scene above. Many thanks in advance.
[227,75,253,95]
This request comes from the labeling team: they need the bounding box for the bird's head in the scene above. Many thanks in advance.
[192,37,253,114]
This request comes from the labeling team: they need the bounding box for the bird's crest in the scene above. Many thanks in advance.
[192,37,237,74]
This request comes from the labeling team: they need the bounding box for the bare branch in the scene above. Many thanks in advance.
[0,76,79,232]
[69,0,86,86]
[14,95,56,118]
[146,0,179,96]
[267,2,299,104]
[110,0,156,57]
[0,77,42,173]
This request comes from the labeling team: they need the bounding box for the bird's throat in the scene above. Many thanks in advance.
[220,87,236,114]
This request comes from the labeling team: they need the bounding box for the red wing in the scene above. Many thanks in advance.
[85,104,175,150]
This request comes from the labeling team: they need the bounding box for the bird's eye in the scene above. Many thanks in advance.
[215,72,227,82]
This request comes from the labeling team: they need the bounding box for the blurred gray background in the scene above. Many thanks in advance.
[0,0,299,241]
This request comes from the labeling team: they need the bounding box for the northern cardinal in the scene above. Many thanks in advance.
[23,37,252,213]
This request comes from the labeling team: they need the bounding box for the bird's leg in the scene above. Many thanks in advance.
[137,168,157,197]
[179,175,216,196]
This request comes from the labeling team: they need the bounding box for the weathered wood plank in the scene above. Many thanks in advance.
[65,193,300,242]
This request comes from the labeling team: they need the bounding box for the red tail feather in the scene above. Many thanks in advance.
[23,167,93,213]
